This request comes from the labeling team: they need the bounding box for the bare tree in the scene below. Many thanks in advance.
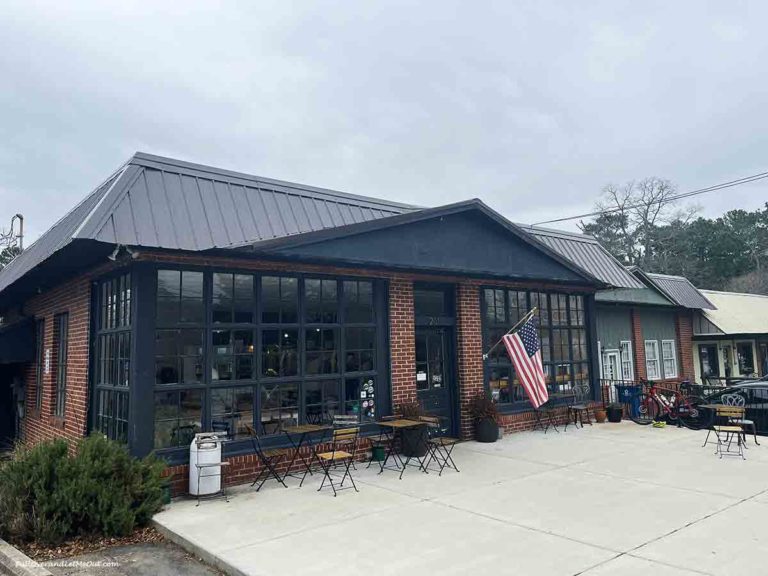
[580,177,694,270]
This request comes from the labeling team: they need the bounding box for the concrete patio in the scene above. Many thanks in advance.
[154,422,768,576]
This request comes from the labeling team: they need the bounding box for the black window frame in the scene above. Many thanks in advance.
[150,267,386,456]
[92,272,132,443]
[34,318,45,413]
[53,312,69,418]
[481,287,593,412]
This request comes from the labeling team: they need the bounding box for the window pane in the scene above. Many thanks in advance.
[305,328,339,374]
[156,270,180,325]
[154,389,203,448]
[344,327,376,372]
[180,272,204,323]
[305,279,338,323]
[489,365,513,404]
[414,288,448,317]
[212,330,234,381]
[344,377,376,421]
[343,280,374,323]
[262,329,298,377]
[304,380,340,425]
[262,277,298,324]
[212,273,234,324]
[211,387,254,438]
[260,382,298,434]
[508,290,528,324]
[234,275,254,323]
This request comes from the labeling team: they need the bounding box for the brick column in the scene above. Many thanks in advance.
[456,283,484,439]
[631,308,646,380]
[675,311,695,381]
[388,278,416,410]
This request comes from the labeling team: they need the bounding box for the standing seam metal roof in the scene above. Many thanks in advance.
[0,153,418,295]
[519,226,644,289]
[645,272,716,310]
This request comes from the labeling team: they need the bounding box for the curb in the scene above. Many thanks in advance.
[151,519,248,576]
[0,539,53,576]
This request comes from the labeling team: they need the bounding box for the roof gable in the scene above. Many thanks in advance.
[236,201,601,285]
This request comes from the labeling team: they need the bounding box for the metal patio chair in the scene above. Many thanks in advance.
[702,405,746,459]
[722,393,759,446]
[244,424,289,491]
[533,398,559,433]
[566,383,593,430]
[315,426,360,496]
[420,416,460,476]
[366,414,401,471]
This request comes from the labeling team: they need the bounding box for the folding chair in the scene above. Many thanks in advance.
[420,416,460,476]
[244,424,289,491]
[566,383,593,430]
[315,427,360,496]
[533,399,559,433]
[702,406,745,459]
[722,393,759,446]
[367,414,401,470]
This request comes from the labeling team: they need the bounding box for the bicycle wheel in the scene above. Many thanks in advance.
[631,393,661,425]
[677,395,711,430]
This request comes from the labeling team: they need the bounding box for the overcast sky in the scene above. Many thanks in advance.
[2,1,767,243]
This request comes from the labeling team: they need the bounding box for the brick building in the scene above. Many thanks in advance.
[1,153,621,484]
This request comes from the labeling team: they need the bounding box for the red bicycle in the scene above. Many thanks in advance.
[630,380,708,429]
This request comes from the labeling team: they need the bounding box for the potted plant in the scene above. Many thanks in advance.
[606,403,623,423]
[594,405,607,423]
[399,401,429,457]
[467,392,500,443]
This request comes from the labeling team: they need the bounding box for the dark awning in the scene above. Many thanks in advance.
[0,318,35,364]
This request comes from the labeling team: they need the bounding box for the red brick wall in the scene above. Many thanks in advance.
[675,311,694,381]
[22,274,92,447]
[631,308,647,380]
[388,278,416,410]
[456,283,484,439]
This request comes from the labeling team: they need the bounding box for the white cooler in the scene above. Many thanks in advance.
[189,432,225,496]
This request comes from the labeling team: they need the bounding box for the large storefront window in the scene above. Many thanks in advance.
[482,288,591,408]
[152,270,382,449]
[94,273,132,442]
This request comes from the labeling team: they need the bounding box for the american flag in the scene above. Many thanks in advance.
[502,317,549,408]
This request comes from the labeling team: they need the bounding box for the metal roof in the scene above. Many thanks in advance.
[644,272,716,310]
[0,153,417,296]
[699,290,768,334]
[0,168,124,295]
[518,226,644,289]
[80,153,417,250]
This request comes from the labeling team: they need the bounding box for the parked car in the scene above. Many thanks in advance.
[700,378,768,435]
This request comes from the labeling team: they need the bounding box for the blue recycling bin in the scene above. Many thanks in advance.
[614,384,642,417]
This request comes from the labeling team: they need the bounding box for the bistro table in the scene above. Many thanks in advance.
[375,419,429,477]
[281,424,331,482]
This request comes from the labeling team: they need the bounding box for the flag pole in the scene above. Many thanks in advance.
[482,307,537,360]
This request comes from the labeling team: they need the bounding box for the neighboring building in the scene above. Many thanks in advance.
[527,229,715,389]
[0,153,609,480]
[693,290,768,384]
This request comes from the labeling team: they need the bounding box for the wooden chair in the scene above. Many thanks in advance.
[315,427,360,496]
[420,416,460,476]
[244,424,289,491]
[703,406,746,459]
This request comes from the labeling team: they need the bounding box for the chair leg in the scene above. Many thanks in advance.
[702,428,712,448]
[751,423,760,446]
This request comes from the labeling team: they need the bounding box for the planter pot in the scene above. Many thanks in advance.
[594,409,607,424]
[475,418,499,443]
[606,406,623,423]
[401,426,429,457]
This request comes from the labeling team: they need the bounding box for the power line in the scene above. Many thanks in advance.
[531,171,768,226]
